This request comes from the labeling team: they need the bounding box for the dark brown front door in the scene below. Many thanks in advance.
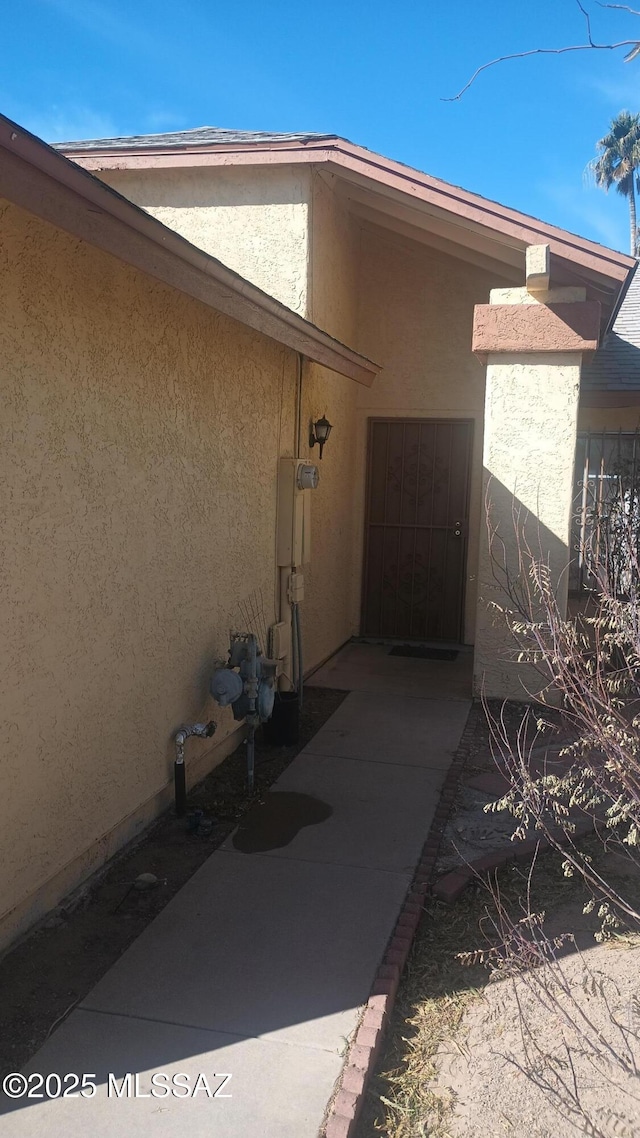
[361,418,472,643]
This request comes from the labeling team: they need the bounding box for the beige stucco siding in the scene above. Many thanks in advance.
[99,165,312,315]
[2,197,339,947]
[300,172,363,662]
[93,164,505,647]
[352,225,511,644]
[310,171,360,344]
[476,353,581,698]
[88,162,373,676]
[88,163,517,652]
[578,406,640,432]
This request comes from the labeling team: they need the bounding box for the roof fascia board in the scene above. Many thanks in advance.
[330,141,634,280]
[324,152,632,286]
[66,136,634,290]
[0,123,377,387]
[71,148,328,172]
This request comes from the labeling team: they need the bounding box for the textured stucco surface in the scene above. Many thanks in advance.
[6,155,612,947]
[577,405,640,431]
[1,197,310,946]
[473,301,600,355]
[85,164,371,683]
[475,352,581,699]
[301,172,363,667]
[94,165,511,651]
[353,224,510,644]
[98,165,311,314]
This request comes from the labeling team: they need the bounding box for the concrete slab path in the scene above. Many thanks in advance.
[1,644,471,1138]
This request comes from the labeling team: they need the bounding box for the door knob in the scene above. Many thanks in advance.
[453,521,462,537]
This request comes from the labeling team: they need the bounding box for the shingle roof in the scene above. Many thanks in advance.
[583,265,640,392]
[52,126,336,151]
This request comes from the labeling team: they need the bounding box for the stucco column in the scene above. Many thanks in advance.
[472,265,601,700]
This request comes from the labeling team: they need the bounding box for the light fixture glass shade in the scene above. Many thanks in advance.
[314,416,332,443]
[310,415,333,459]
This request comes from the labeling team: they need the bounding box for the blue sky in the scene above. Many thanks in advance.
[4,0,640,253]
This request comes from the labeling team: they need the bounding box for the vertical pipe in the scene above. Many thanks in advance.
[294,601,304,711]
[247,633,257,792]
[291,598,299,691]
[295,353,303,459]
[174,759,186,817]
[291,600,300,705]
[279,568,293,691]
[247,729,255,793]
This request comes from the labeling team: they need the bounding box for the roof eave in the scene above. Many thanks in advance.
[0,116,378,387]
[62,134,634,297]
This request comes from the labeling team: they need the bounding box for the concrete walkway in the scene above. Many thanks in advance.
[1,644,471,1137]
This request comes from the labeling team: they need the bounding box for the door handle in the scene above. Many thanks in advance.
[453,521,462,538]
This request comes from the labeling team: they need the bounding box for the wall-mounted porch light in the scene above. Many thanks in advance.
[309,415,333,460]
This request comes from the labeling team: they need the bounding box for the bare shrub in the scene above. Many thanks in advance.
[484,473,640,934]
[455,473,640,1132]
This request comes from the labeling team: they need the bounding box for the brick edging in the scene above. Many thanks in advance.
[321,702,482,1138]
[432,813,596,904]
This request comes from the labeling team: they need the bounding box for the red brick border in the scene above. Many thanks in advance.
[432,816,596,904]
[321,702,482,1137]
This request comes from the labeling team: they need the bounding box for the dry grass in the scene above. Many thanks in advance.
[356,890,489,1138]
[357,839,632,1138]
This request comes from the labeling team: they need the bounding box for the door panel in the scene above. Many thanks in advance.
[362,418,472,643]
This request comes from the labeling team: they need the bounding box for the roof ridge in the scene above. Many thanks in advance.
[52,126,337,150]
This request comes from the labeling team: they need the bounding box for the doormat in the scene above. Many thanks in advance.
[389,645,459,661]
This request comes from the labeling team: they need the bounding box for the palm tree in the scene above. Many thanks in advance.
[591,111,640,258]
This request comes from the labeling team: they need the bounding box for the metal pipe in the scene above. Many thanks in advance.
[173,722,216,816]
[246,634,258,792]
[295,353,303,458]
[278,567,293,691]
[246,728,255,794]
[174,758,187,817]
[292,601,304,711]
[290,599,298,695]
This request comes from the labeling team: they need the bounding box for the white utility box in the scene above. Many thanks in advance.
[276,458,319,567]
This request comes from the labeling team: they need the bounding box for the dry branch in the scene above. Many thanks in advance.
[444,1,640,101]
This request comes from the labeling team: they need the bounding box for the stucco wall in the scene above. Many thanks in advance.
[300,172,363,667]
[476,353,581,699]
[1,197,311,947]
[352,224,511,644]
[310,171,360,345]
[95,161,370,678]
[93,164,516,653]
[578,405,640,432]
[98,165,311,315]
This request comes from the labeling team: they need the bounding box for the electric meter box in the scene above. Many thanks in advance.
[277,458,319,566]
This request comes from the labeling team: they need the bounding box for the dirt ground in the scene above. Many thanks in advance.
[0,685,346,1080]
[358,700,640,1138]
[442,890,640,1138]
